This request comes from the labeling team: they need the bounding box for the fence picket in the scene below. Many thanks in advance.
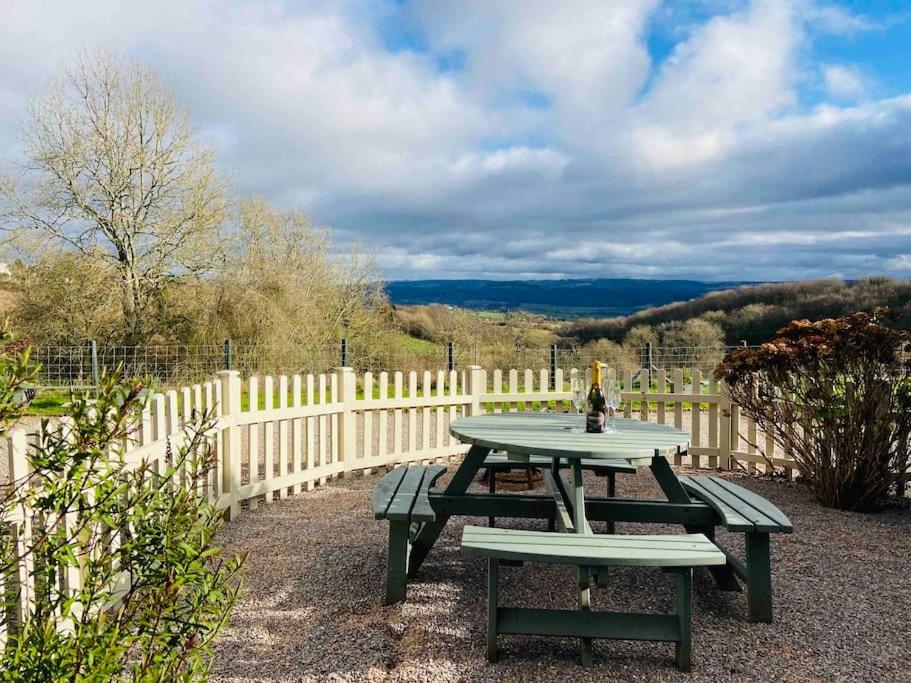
[363,372,374,474]
[4,361,816,645]
[248,377,259,510]
[292,375,303,494]
[264,376,275,500]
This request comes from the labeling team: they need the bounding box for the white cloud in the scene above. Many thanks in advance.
[0,0,910,281]
[823,63,865,99]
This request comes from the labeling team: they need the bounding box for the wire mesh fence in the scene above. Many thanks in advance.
[28,340,754,390]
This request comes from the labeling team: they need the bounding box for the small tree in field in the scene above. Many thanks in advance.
[716,311,911,511]
[0,50,226,344]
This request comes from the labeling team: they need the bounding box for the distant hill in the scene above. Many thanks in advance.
[385,278,749,318]
[562,277,911,345]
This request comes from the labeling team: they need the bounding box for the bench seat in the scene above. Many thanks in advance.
[372,464,447,523]
[677,475,792,623]
[462,525,724,670]
[462,526,725,566]
[678,475,792,533]
[373,464,448,604]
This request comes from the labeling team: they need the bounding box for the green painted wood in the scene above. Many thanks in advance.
[385,466,427,520]
[451,414,689,462]
[409,465,447,522]
[678,476,754,532]
[649,453,692,504]
[384,520,409,605]
[372,466,407,519]
[675,568,693,671]
[745,532,773,623]
[496,607,681,642]
[680,476,789,533]
[709,476,793,532]
[542,470,574,533]
[429,493,718,526]
[571,459,590,536]
[461,526,726,567]
[483,453,637,474]
[407,444,491,576]
[488,558,499,663]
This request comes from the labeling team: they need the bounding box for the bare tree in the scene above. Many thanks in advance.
[0,50,226,342]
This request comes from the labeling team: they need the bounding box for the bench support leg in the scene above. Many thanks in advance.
[578,565,593,667]
[384,520,409,605]
[409,444,491,576]
[487,558,499,663]
[488,469,496,528]
[701,526,742,592]
[605,472,616,534]
[675,568,693,671]
[745,532,772,623]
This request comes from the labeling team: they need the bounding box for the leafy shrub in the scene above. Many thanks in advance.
[1,344,243,680]
[716,310,911,511]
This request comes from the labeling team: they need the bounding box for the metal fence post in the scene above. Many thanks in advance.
[223,338,233,370]
[645,342,654,386]
[550,345,558,390]
[340,338,349,368]
[89,340,100,391]
[447,342,455,372]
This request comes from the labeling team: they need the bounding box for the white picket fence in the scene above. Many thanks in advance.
[1,364,795,643]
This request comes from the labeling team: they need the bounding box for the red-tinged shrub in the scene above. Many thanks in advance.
[716,310,911,511]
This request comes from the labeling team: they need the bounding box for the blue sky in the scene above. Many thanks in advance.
[2,0,911,281]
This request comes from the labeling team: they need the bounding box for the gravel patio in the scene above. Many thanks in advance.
[211,466,911,682]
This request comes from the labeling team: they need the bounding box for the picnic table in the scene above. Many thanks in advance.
[373,411,792,667]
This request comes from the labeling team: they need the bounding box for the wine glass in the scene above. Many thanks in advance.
[607,378,622,431]
[571,375,586,432]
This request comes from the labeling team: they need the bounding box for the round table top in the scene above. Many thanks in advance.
[450,413,689,464]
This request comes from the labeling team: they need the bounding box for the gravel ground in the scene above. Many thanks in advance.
[211,466,911,682]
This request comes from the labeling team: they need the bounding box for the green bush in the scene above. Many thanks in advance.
[1,343,244,680]
[717,310,911,511]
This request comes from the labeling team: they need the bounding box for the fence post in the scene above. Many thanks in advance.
[336,366,356,477]
[89,340,100,391]
[549,345,558,391]
[467,365,483,416]
[447,342,455,372]
[645,342,654,386]
[340,338,349,368]
[223,338,233,370]
[217,370,241,520]
[719,383,732,470]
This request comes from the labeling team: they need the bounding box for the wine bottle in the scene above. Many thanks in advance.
[585,361,607,433]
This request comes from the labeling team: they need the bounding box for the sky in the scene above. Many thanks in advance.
[2,0,911,282]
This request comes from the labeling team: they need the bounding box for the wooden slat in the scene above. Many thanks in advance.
[386,466,425,520]
[451,414,689,462]
[680,476,791,533]
[461,526,725,567]
[371,466,408,518]
[677,476,753,531]
[378,372,389,458]
[409,465,448,522]
[707,476,793,532]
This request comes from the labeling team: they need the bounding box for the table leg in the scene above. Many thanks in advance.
[652,450,742,592]
[408,444,490,576]
[571,459,594,662]
[488,466,496,528]
[649,452,690,504]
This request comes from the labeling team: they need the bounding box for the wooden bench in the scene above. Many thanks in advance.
[462,526,725,670]
[481,453,637,530]
[373,464,448,604]
[677,475,792,623]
